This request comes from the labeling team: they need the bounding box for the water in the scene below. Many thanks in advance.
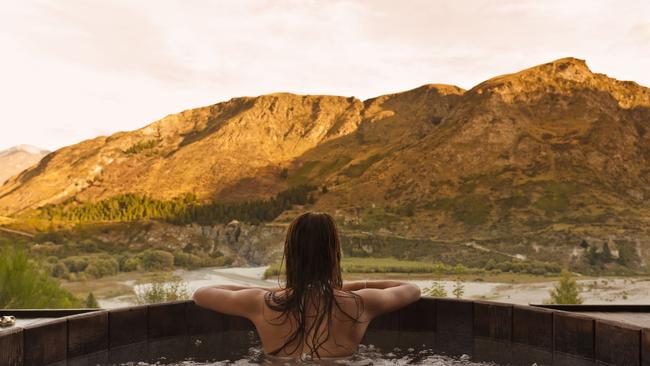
[109,332,498,366]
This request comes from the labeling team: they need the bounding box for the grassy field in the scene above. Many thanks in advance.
[340,271,567,283]
[60,270,181,299]
[264,257,479,279]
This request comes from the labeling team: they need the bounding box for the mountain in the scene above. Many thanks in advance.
[1,57,650,269]
[0,145,49,185]
[314,58,650,235]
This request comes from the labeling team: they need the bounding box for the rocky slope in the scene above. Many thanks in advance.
[316,58,650,235]
[93,219,288,266]
[0,145,49,185]
[1,57,650,268]
[0,95,365,213]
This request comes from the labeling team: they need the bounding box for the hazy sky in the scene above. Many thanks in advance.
[1,0,648,151]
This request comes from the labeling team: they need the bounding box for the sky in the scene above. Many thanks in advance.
[0,0,648,152]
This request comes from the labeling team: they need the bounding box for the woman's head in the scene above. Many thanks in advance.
[283,211,342,290]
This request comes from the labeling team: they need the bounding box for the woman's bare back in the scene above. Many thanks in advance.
[193,280,420,361]
[250,289,370,358]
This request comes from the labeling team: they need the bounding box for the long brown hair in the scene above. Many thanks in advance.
[264,211,363,359]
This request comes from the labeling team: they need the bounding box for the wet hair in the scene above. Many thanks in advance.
[264,211,364,359]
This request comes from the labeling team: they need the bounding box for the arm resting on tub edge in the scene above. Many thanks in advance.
[192,284,278,318]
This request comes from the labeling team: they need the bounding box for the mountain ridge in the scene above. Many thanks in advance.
[1,58,649,269]
[0,144,49,157]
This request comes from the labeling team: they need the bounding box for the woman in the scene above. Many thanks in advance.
[193,211,421,362]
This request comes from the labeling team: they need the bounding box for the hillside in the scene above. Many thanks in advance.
[316,58,650,235]
[1,57,650,271]
[0,145,49,185]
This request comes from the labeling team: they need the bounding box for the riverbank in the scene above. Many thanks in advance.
[59,266,650,309]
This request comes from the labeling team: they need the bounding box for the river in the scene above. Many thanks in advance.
[97,266,650,308]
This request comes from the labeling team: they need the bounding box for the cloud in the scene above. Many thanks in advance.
[4,1,194,84]
[0,0,648,151]
[631,22,650,43]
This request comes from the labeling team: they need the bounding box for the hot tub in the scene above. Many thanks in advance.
[0,298,646,365]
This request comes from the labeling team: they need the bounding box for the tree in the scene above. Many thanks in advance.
[0,246,83,308]
[39,184,317,226]
[548,269,583,304]
[617,242,639,266]
[601,242,613,263]
[452,280,465,299]
[586,245,600,266]
[423,282,447,297]
[484,258,497,270]
[85,292,100,308]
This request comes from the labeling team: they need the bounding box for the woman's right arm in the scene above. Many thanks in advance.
[343,280,410,291]
[353,281,421,320]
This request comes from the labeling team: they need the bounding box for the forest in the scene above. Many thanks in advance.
[35,184,317,225]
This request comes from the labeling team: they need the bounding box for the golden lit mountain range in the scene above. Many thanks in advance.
[1,58,649,247]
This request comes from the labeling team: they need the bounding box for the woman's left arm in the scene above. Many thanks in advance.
[202,284,282,292]
[192,284,280,318]
[342,281,367,291]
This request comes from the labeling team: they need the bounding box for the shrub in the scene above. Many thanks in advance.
[452,280,465,298]
[494,259,560,275]
[137,250,175,271]
[51,261,70,278]
[124,139,157,154]
[84,257,119,279]
[34,229,64,243]
[134,280,190,304]
[30,242,64,256]
[451,195,491,225]
[264,257,483,279]
[63,256,89,273]
[122,257,140,272]
[617,242,640,266]
[534,181,577,215]
[173,252,205,269]
[427,195,491,225]
[424,282,447,297]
